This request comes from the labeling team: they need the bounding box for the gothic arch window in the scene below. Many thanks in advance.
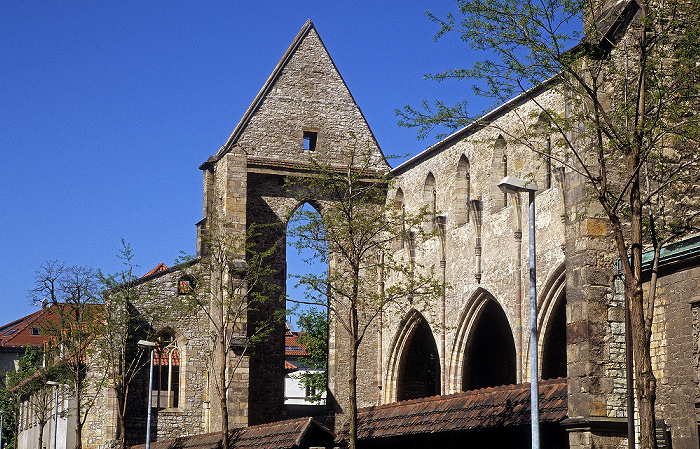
[455,155,471,225]
[396,317,440,401]
[423,172,436,231]
[394,188,405,250]
[153,329,180,409]
[462,299,516,390]
[539,266,567,380]
[541,290,567,379]
[536,113,552,189]
[491,136,508,211]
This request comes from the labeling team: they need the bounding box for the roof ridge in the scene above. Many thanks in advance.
[360,378,567,412]
[213,20,316,163]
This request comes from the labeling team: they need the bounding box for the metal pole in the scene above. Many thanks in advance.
[53,385,58,449]
[529,190,540,449]
[146,347,154,449]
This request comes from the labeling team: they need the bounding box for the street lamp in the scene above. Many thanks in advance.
[46,381,59,449]
[137,340,157,449]
[498,176,540,449]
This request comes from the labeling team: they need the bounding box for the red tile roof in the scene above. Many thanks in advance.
[130,417,335,449]
[338,378,568,442]
[285,360,298,370]
[143,262,169,277]
[285,325,309,357]
[0,306,61,348]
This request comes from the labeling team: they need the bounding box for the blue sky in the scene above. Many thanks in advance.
[1,1,484,325]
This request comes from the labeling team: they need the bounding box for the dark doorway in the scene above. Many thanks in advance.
[396,318,440,401]
[463,299,516,390]
[541,292,567,380]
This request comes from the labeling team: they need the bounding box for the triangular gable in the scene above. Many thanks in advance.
[212,20,387,170]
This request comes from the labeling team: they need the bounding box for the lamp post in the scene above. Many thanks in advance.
[138,340,157,449]
[46,381,59,449]
[498,176,539,449]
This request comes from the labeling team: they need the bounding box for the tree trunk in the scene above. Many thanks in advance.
[74,376,82,449]
[631,286,657,449]
[219,332,229,449]
[38,421,45,449]
[349,337,358,449]
[628,131,657,448]
[116,389,127,449]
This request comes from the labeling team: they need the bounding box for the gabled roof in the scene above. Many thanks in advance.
[285,324,310,357]
[337,378,568,443]
[0,306,59,349]
[204,20,383,168]
[143,262,169,277]
[130,417,335,449]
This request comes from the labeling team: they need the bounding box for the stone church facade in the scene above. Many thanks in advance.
[48,12,700,449]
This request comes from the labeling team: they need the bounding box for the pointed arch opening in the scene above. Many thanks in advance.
[541,291,566,379]
[462,298,516,391]
[455,155,471,226]
[396,316,440,401]
[536,113,553,190]
[423,172,436,231]
[286,202,328,322]
[153,328,181,410]
[394,188,405,250]
[284,201,329,411]
[491,136,508,211]
[385,310,441,403]
[539,265,567,380]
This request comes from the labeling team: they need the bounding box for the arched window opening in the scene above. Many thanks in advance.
[536,113,553,189]
[285,202,329,411]
[541,291,567,380]
[153,330,180,409]
[286,203,328,324]
[455,155,471,225]
[491,136,508,211]
[423,173,436,231]
[396,319,440,401]
[462,299,516,390]
[394,188,405,250]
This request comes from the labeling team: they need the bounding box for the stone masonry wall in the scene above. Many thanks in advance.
[386,87,568,400]
[647,262,700,449]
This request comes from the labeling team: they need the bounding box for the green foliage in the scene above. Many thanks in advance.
[295,308,328,402]
[0,346,44,449]
[397,0,582,140]
[286,134,446,449]
[286,136,445,346]
[29,261,105,449]
[400,2,700,447]
[176,213,283,445]
[96,240,163,447]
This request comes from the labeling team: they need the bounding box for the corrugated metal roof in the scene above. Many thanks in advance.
[338,378,568,442]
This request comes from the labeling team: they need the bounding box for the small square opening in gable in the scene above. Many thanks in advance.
[303,131,317,151]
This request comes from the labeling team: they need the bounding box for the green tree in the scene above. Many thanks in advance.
[2,346,44,449]
[97,241,162,449]
[286,139,445,449]
[30,262,105,449]
[294,308,328,402]
[6,346,59,449]
[398,2,700,447]
[177,215,283,449]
